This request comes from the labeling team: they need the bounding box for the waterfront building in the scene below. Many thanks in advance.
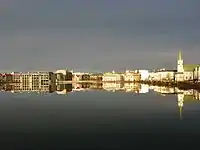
[81,74,90,81]
[89,73,103,81]
[72,72,90,82]
[123,70,141,82]
[10,71,56,92]
[0,74,4,82]
[55,69,72,82]
[102,71,124,82]
[148,69,176,81]
[176,51,200,81]
[137,70,149,81]
[0,73,13,83]
[194,66,200,82]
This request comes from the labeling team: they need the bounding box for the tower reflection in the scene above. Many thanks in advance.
[1,82,200,120]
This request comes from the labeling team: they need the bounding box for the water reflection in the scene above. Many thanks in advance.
[149,85,200,120]
[1,82,200,119]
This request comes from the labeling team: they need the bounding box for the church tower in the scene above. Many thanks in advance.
[177,50,184,73]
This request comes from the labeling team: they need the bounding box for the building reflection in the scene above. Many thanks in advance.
[1,82,200,120]
[0,82,150,94]
[150,85,200,120]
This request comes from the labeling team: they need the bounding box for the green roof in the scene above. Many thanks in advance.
[183,64,200,72]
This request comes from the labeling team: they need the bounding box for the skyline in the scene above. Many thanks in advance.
[0,0,200,72]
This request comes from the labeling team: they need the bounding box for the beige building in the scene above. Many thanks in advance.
[124,70,141,82]
[89,73,103,81]
[149,69,176,81]
[55,69,72,82]
[102,71,124,82]
[11,71,56,92]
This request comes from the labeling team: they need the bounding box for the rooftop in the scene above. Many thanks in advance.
[184,64,200,72]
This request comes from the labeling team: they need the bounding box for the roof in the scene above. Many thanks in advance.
[158,70,177,72]
[104,72,123,75]
[184,64,200,72]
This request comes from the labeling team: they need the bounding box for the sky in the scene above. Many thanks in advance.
[0,0,200,72]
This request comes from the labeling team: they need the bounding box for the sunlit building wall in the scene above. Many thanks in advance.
[102,71,124,82]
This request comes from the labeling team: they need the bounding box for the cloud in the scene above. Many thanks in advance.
[0,0,200,71]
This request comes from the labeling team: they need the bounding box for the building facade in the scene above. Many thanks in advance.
[149,69,176,81]
[102,71,124,82]
[176,51,200,82]
[55,69,72,82]
[72,72,90,82]
[194,66,200,82]
[89,73,103,81]
[10,72,56,92]
[123,70,141,82]
[138,70,149,81]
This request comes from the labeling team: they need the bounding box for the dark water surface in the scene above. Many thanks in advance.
[0,90,200,149]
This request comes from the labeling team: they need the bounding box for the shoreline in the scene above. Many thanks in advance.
[1,80,200,91]
[139,80,200,91]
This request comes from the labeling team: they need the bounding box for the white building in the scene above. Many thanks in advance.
[149,69,176,81]
[138,70,149,81]
[102,71,124,82]
[194,66,200,82]
[176,50,200,81]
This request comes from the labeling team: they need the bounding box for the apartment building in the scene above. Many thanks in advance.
[11,71,56,92]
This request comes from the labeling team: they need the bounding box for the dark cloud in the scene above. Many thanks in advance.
[0,0,200,71]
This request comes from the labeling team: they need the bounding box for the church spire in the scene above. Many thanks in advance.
[178,50,183,60]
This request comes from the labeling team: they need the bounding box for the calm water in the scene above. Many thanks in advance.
[0,86,200,149]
